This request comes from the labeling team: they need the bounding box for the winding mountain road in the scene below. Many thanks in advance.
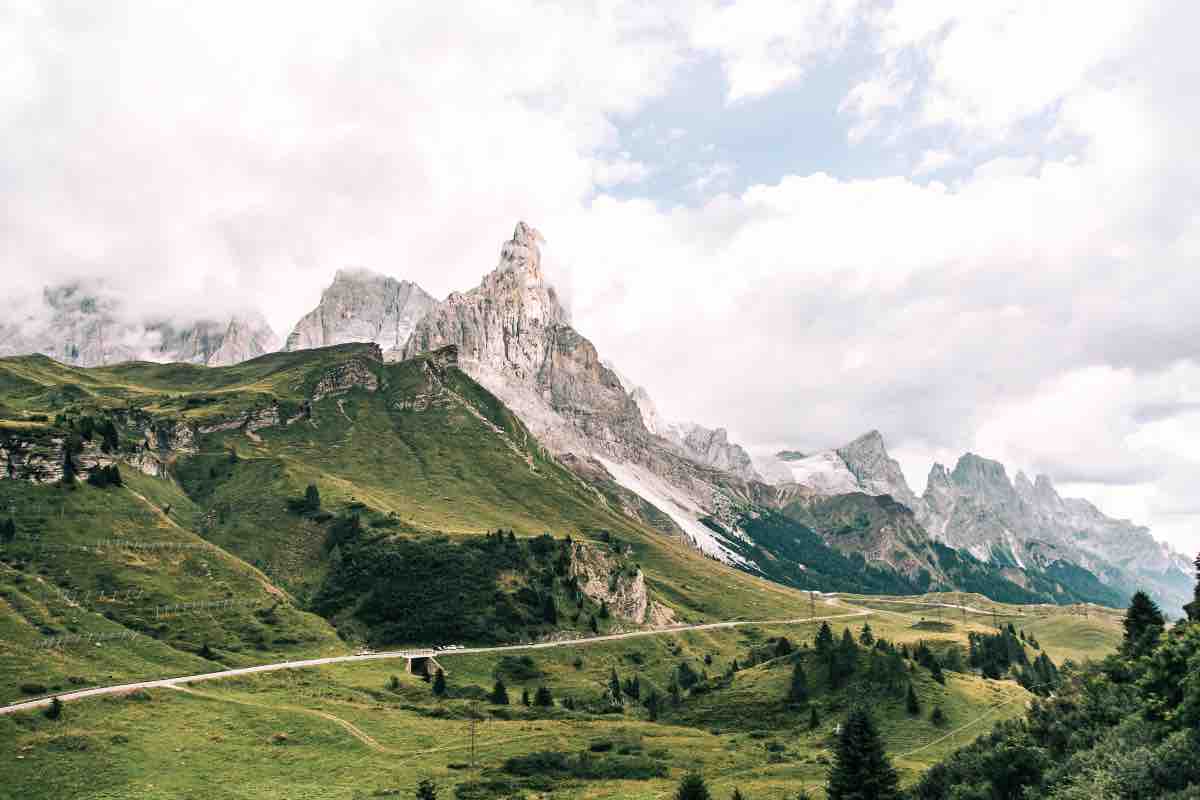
[1,605,869,716]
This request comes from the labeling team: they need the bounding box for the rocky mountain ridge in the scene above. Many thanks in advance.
[0,283,279,367]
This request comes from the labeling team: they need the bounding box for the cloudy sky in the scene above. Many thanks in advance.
[4,1,1198,554]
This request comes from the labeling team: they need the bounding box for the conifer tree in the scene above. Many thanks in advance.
[825,708,900,800]
[45,697,63,720]
[645,689,660,721]
[859,622,874,647]
[0,517,15,544]
[809,705,820,730]
[815,622,835,655]
[415,778,437,800]
[906,684,920,715]
[789,660,809,704]
[489,678,509,705]
[432,668,447,697]
[1123,591,1166,656]
[674,771,712,800]
[534,686,553,707]
[303,483,321,513]
[731,789,745,800]
[521,688,530,706]
[609,668,622,705]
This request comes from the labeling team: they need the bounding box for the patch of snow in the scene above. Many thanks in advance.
[595,455,750,568]
[1004,529,1026,568]
[783,450,862,494]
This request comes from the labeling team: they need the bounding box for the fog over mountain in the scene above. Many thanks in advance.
[3,1,1197,557]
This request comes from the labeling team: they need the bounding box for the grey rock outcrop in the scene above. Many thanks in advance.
[286,270,435,359]
[568,541,675,626]
[664,422,762,482]
[836,430,922,512]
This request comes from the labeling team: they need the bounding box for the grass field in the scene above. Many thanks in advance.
[0,594,1122,799]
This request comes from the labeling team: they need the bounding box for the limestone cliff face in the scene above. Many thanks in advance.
[286,270,435,359]
[403,223,647,460]
[0,283,279,367]
[402,223,759,564]
[836,430,922,512]
[664,422,762,482]
[568,541,675,626]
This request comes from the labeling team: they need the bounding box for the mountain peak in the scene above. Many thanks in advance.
[285,270,435,354]
[498,221,546,284]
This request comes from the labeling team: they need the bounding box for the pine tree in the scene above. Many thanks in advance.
[815,622,835,655]
[590,615,599,634]
[929,658,945,685]
[521,688,530,706]
[489,679,509,705]
[731,789,745,800]
[859,622,874,647]
[0,517,15,544]
[788,660,809,704]
[542,593,557,624]
[415,778,437,800]
[809,705,820,731]
[906,684,920,715]
[609,668,623,705]
[645,689,660,721]
[1123,591,1166,656]
[303,483,321,513]
[534,686,553,707]
[833,628,858,688]
[674,771,712,800]
[825,707,900,800]
[432,668,447,697]
[45,697,63,720]
[930,706,945,726]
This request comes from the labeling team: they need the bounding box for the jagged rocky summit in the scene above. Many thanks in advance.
[285,269,436,360]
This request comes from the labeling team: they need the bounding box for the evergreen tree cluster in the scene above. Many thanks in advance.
[913,576,1200,800]
[967,625,1029,680]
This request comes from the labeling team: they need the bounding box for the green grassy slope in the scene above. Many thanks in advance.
[0,595,1123,800]
[0,345,816,700]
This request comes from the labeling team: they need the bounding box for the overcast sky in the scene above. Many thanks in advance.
[4,1,1197,555]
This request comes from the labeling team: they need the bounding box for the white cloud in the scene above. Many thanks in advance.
[690,0,865,101]
[592,153,652,187]
[912,149,956,176]
[845,1,1149,141]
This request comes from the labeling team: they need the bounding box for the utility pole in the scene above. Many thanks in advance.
[467,700,481,769]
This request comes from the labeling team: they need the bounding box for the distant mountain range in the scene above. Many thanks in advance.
[2,222,1192,614]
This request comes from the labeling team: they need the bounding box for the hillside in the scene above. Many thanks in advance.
[0,344,818,702]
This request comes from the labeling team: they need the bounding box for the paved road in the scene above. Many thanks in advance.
[1,606,869,716]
